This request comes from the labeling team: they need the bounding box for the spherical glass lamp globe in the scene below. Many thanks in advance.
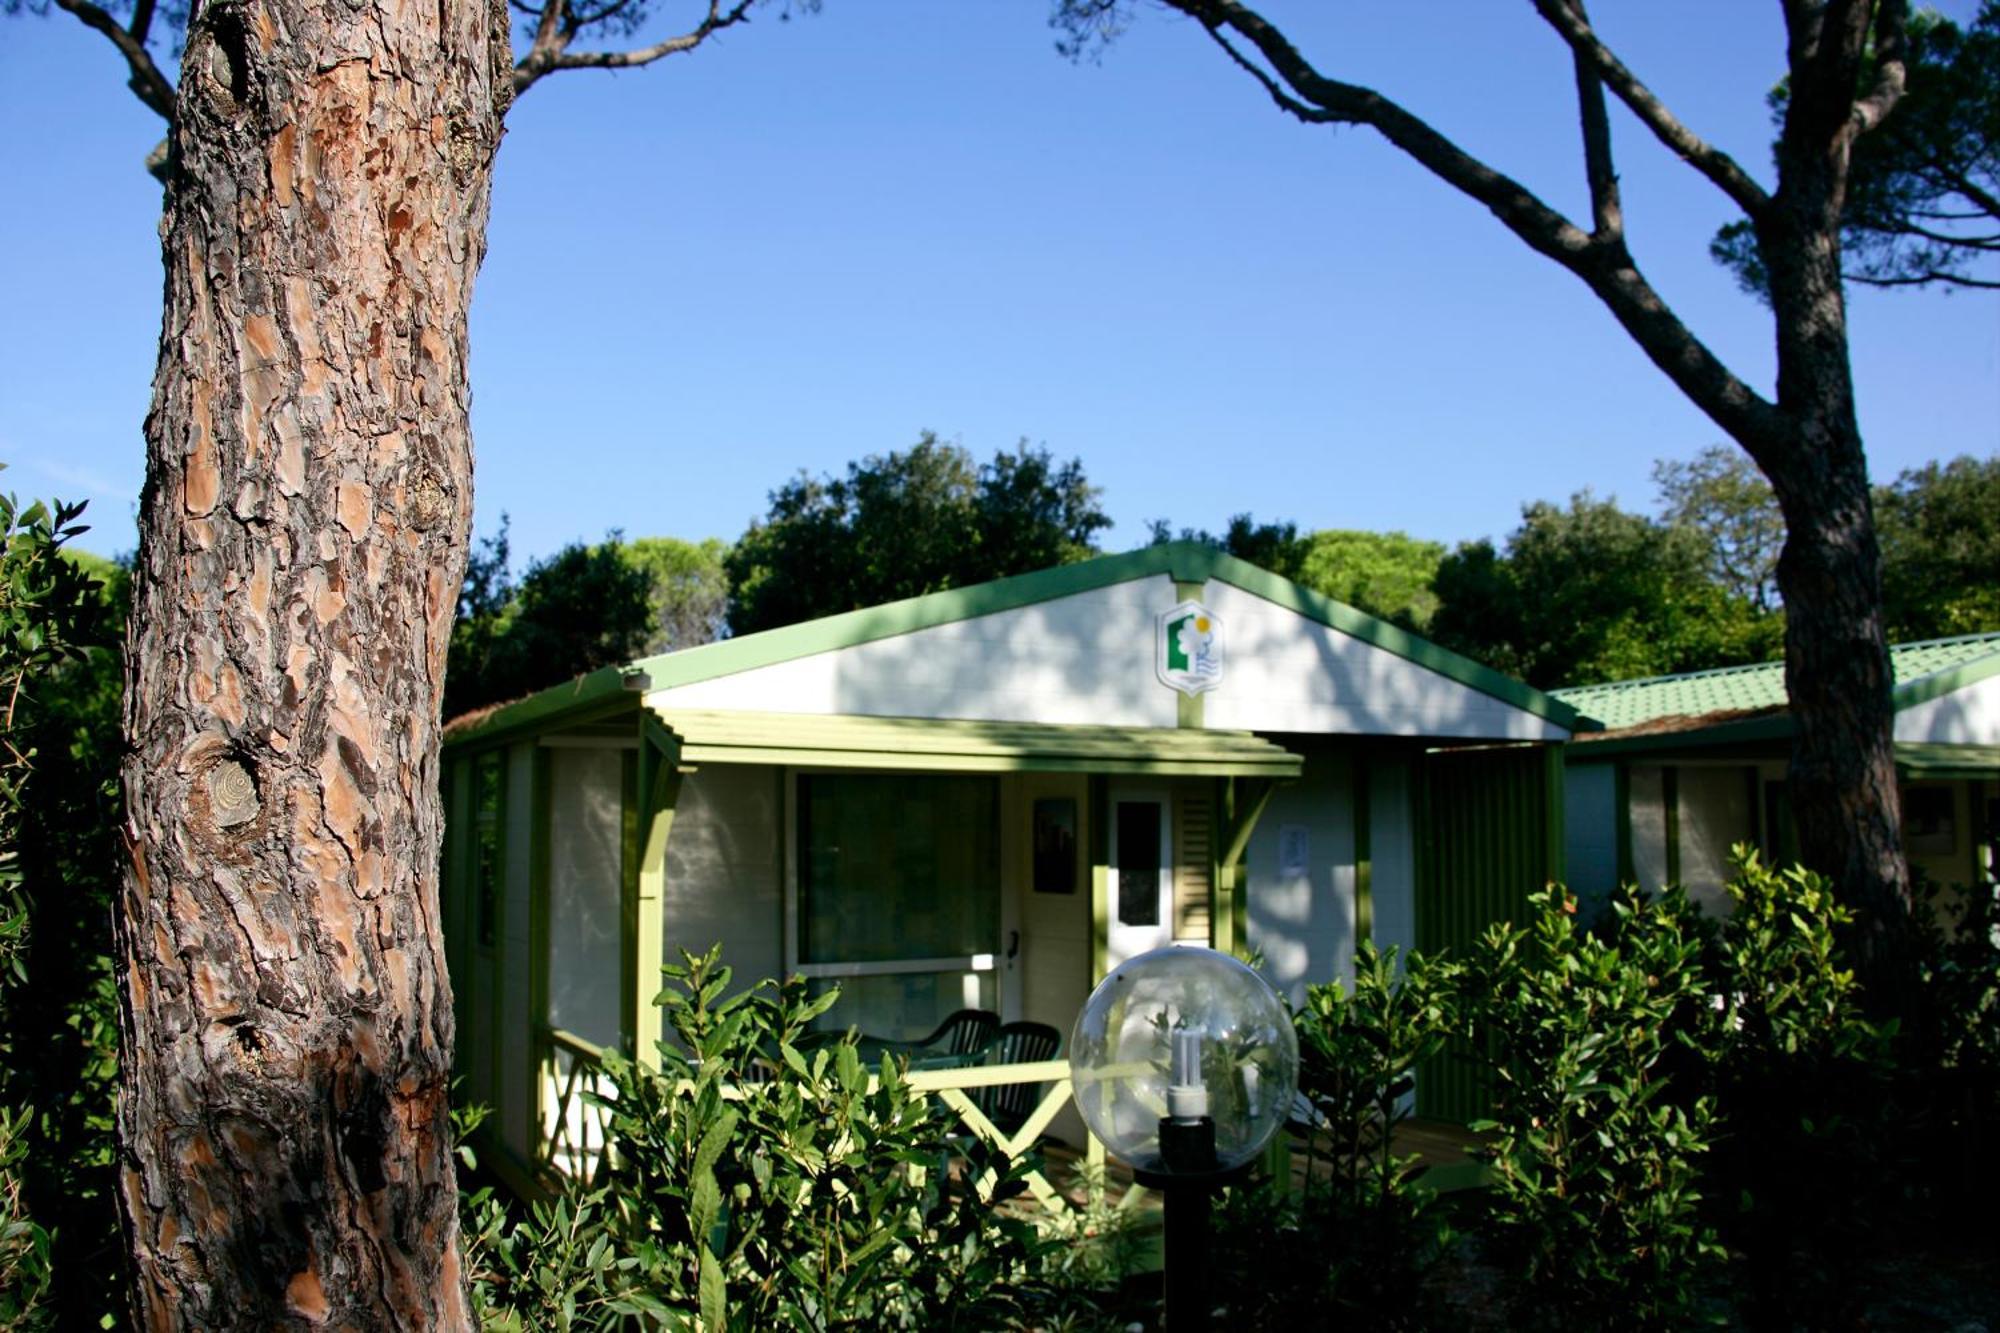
[1068,946,1298,1176]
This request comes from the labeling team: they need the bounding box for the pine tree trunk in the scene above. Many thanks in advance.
[115,0,507,1323]
[1758,140,1913,986]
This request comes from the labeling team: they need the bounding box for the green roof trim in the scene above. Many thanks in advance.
[1894,741,2000,779]
[441,668,640,750]
[1553,632,2000,734]
[655,709,1304,778]
[443,541,1581,746]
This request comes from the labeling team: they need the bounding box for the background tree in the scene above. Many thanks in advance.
[1151,516,1445,630]
[624,535,730,656]
[726,433,1109,634]
[1876,454,2000,639]
[1296,529,1446,633]
[1052,0,1936,980]
[1655,446,1788,614]
[1428,493,1782,689]
[445,526,659,717]
[1713,1,2000,293]
[0,0,815,1322]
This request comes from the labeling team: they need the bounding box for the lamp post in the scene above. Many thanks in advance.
[1069,947,1298,1331]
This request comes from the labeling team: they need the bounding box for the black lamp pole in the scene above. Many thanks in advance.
[1137,1115,1242,1332]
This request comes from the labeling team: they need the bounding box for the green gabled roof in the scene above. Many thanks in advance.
[446,541,1582,747]
[1552,632,2000,733]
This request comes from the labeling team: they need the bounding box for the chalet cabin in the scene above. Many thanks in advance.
[439,543,1583,1192]
[1555,632,2000,917]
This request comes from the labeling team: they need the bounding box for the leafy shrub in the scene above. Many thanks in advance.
[0,485,106,1330]
[1907,870,2000,1216]
[1210,942,1463,1328]
[1696,852,1897,1327]
[467,946,1050,1330]
[1469,886,1722,1329]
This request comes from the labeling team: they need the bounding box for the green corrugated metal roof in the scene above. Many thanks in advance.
[1552,632,2000,732]
[655,709,1305,778]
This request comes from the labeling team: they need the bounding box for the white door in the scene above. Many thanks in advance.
[1107,789,1174,967]
[1015,775,1090,1027]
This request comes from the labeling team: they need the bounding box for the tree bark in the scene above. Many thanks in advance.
[1758,119,1913,980]
[115,0,507,1323]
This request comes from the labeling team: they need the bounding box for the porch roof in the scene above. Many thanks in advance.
[651,708,1305,778]
[1895,742,2000,780]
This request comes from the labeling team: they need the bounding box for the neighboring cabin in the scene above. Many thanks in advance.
[1555,632,2000,917]
[438,542,1584,1193]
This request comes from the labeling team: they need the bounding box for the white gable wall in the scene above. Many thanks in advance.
[651,574,1566,742]
[1199,582,1567,740]
[649,578,1180,726]
[1896,672,2000,744]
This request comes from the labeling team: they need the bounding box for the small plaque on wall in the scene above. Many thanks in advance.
[1033,797,1078,895]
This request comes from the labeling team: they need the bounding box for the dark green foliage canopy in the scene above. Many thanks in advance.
[1426,492,1781,689]
[1877,454,2000,640]
[725,433,1110,635]
[1713,1,2000,293]
[445,517,657,717]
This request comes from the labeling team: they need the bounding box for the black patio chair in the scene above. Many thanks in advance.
[909,1008,1001,1064]
[971,1020,1063,1138]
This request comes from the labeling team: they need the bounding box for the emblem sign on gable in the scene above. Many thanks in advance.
[1156,600,1224,697]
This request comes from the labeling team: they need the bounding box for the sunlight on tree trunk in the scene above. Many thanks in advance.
[115,0,509,1322]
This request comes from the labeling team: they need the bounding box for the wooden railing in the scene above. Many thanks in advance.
[533,1028,1120,1221]
[540,1027,617,1186]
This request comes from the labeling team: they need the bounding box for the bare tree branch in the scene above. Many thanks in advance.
[1166,0,1787,452]
[512,0,756,99]
[54,0,176,122]
[1561,0,1622,243]
[127,0,155,46]
[1851,267,2000,289]
[1530,0,1770,217]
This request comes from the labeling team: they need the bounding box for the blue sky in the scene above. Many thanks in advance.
[3,1,1995,566]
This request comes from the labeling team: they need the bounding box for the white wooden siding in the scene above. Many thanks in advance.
[1198,582,1567,740]
[1244,752,1355,1007]
[546,748,624,1049]
[661,764,784,1036]
[649,578,1180,726]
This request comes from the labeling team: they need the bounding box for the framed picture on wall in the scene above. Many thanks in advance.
[1033,797,1078,895]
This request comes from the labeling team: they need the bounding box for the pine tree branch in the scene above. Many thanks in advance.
[512,0,756,99]
[1530,0,1769,217]
[1166,0,1786,451]
[1560,0,1623,244]
[53,0,176,123]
